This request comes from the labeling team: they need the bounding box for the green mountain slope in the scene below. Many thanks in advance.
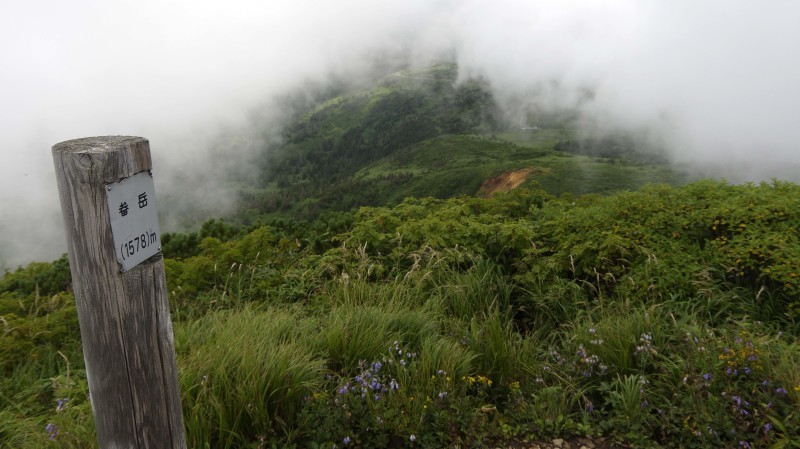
[237,64,689,222]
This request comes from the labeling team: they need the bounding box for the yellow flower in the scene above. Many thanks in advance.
[476,375,492,386]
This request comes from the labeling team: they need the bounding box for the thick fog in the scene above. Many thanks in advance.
[2,0,799,268]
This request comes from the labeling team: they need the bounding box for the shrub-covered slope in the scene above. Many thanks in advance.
[2,181,799,448]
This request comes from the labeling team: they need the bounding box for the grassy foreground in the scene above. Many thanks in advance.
[2,180,799,448]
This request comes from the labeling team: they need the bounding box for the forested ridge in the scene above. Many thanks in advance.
[231,63,684,223]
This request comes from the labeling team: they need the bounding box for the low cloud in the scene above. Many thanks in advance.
[446,1,800,178]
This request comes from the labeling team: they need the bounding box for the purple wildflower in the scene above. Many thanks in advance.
[45,423,59,440]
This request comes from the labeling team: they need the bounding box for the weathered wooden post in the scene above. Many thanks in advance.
[52,136,186,449]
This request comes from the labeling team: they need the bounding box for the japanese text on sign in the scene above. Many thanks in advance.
[105,171,162,271]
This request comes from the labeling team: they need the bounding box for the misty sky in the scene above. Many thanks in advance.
[2,0,800,267]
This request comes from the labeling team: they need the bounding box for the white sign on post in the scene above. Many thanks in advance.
[105,170,162,272]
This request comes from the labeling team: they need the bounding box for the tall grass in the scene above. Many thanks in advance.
[177,306,325,448]
[462,308,538,387]
[426,258,511,320]
[0,347,93,449]
[316,303,437,374]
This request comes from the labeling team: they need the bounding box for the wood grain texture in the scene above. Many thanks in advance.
[52,136,186,449]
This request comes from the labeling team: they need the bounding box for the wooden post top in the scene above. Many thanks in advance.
[52,136,152,185]
[53,136,148,153]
